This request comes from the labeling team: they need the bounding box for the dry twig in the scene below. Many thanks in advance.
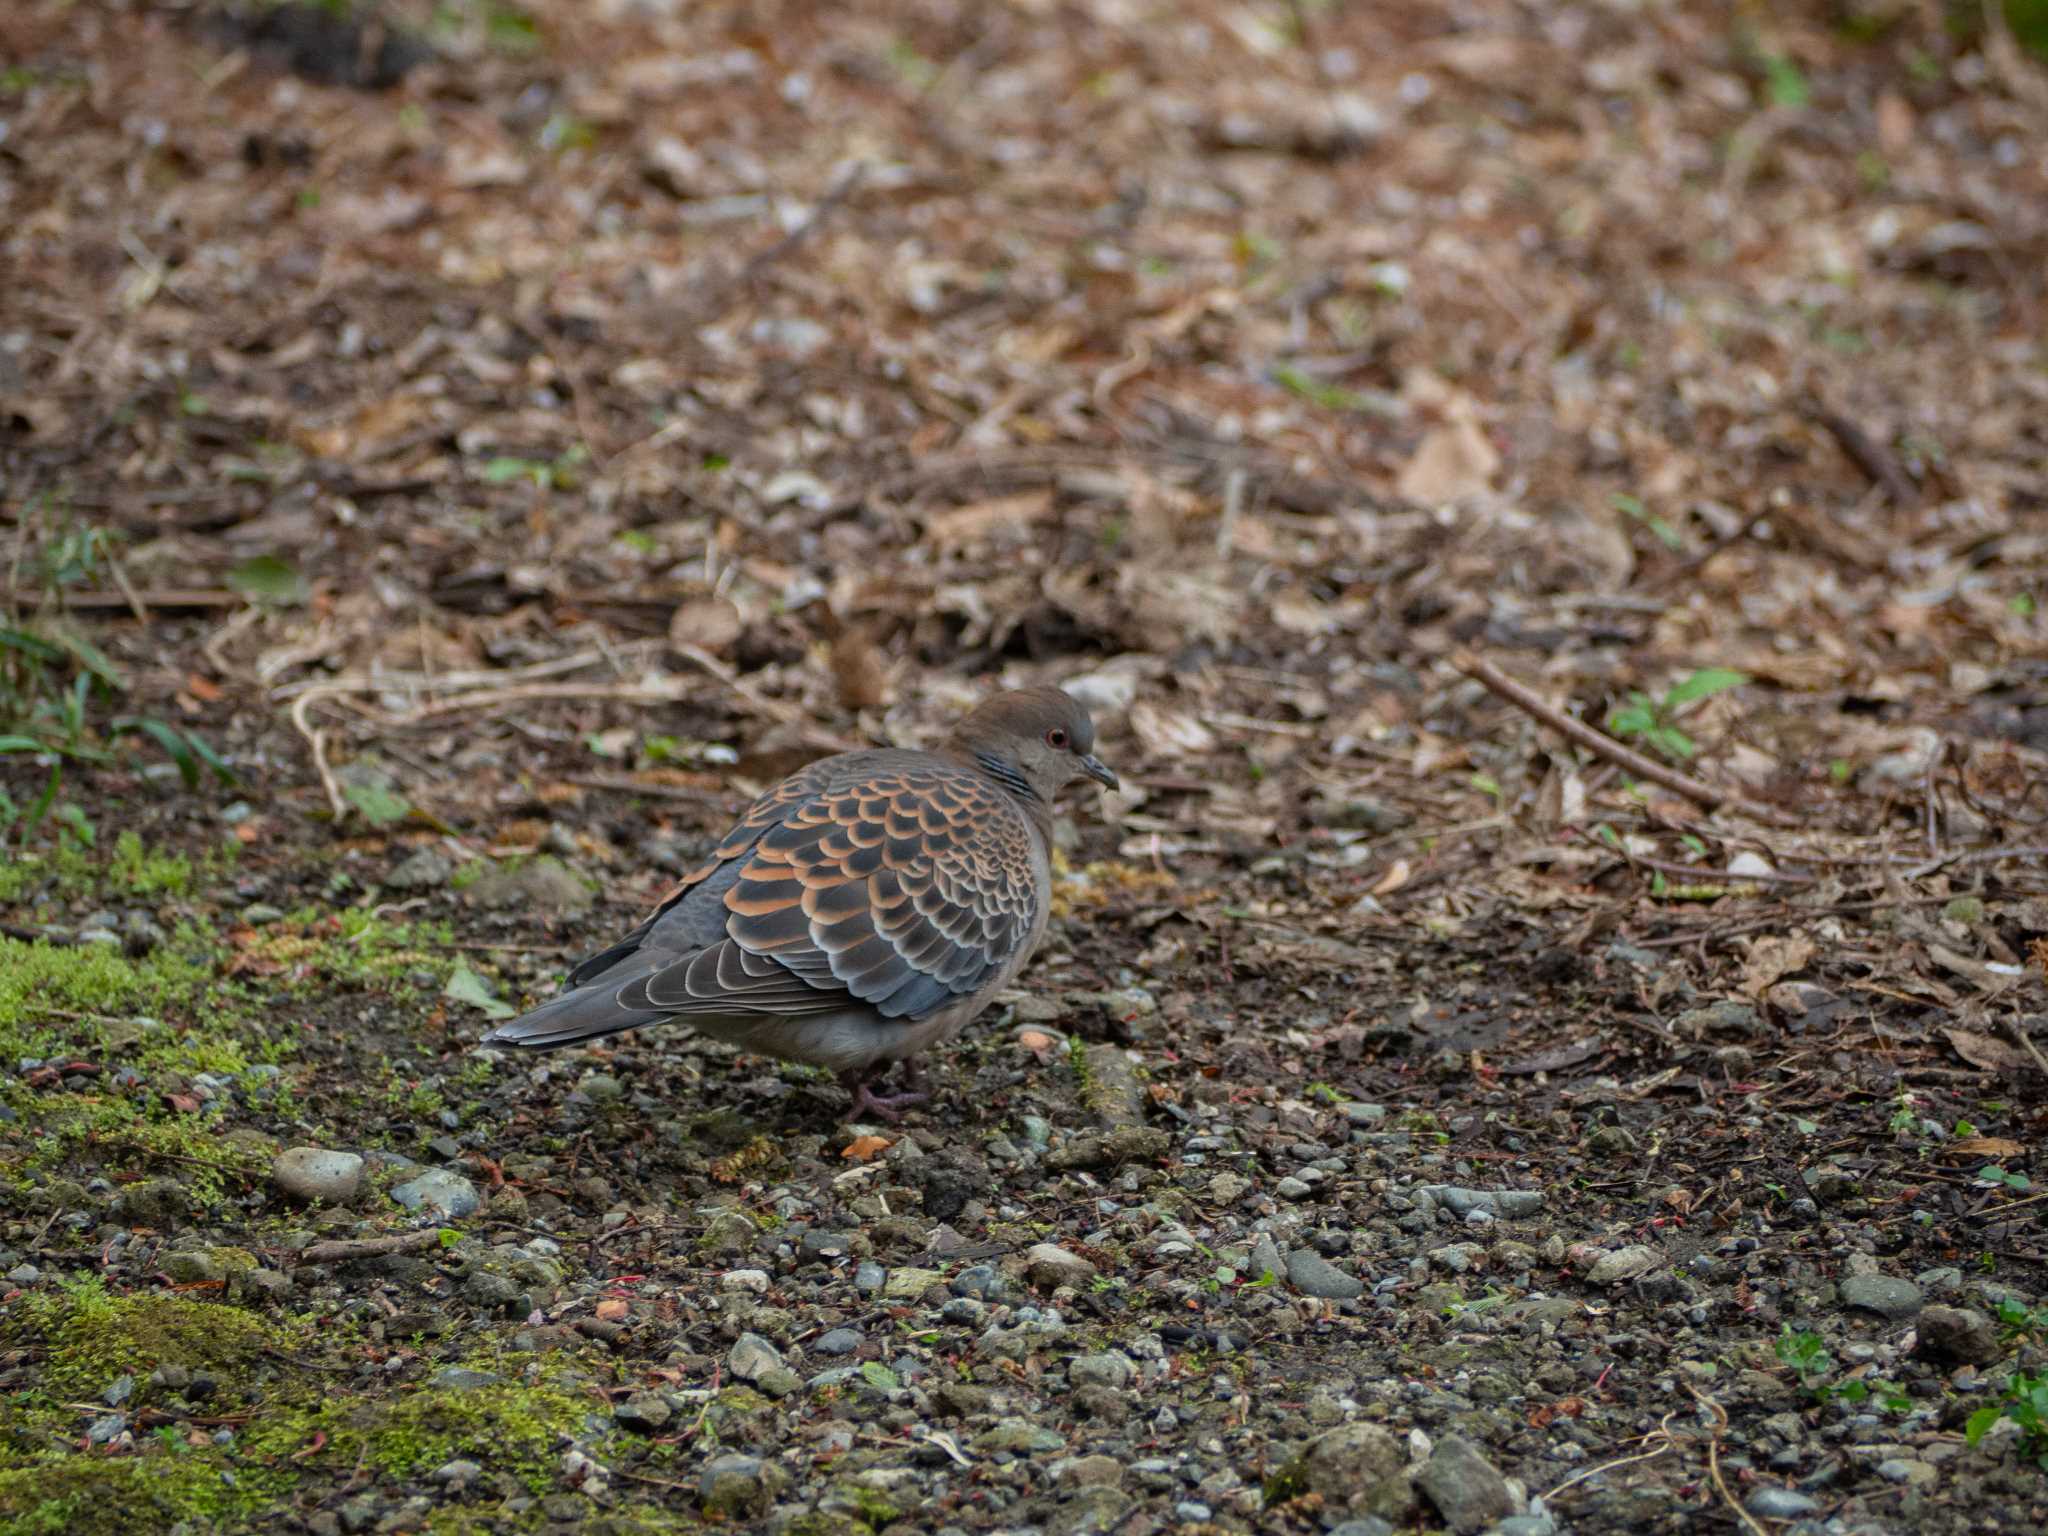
[297,1228,451,1265]
[1450,650,1794,826]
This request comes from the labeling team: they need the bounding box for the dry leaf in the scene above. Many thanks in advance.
[1396,415,1500,504]
[1129,700,1217,756]
[1742,934,1815,998]
[922,490,1052,554]
[841,1135,893,1162]
[669,597,742,655]
[1947,1136,2026,1159]
[1942,1026,2034,1075]
[1369,858,1411,896]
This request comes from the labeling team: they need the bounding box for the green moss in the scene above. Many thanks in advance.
[244,1377,595,1494]
[0,937,221,1055]
[106,831,191,896]
[0,1452,252,1536]
[2,1279,291,1402]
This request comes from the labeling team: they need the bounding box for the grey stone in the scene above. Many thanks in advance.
[813,1328,862,1356]
[428,1366,501,1389]
[385,848,453,890]
[1840,1273,1924,1321]
[1287,1249,1365,1300]
[389,1169,479,1219]
[698,1453,784,1517]
[883,1266,944,1300]
[1290,1422,1408,1516]
[799,1229,854,1262]
[727,1332,785,1383]
[1024,1242,1097,1288]
[1745,1488,1820,1519]
[86,1412,128,1445]
[1415,1433,1513,1534]
[1250,1235,1286,1283]
[1068,1352,1135,1390]
[974,1418,1067,1453]
[462,857,593,915]
[1584,1245,1660,1285]
[1915,1304,2000,1365]
[111,1178,188,1226]
[615,1392,673,1433]
[273,1148,364,1205]
[1416,1185,1545,1219]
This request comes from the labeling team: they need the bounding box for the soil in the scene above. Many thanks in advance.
[2,3,2047,1535]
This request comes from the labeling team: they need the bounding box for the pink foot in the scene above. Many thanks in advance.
[839,1064,930,1123]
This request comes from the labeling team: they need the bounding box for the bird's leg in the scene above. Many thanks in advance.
[838,1061,930,1123]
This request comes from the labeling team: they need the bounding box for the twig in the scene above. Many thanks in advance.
[1,922,80,946]
[1626,857,1816,887]
[0,587,241,611]
[296,1228,451,1265]
[737,160,868,289]
[1690,1391,1768,1536]
[2006,1016,2048,1079]
[1541,1412,1678,1501]
[289,693,347,819]
[1804,401,1914,506]
[1450,649,1794,825]
[1645,507,1772,594]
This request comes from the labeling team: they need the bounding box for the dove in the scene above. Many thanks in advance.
[485,687,1119,1120]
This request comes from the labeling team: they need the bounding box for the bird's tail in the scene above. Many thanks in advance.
[482,967,665,1050]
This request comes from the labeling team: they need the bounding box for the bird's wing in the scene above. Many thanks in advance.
[616,757,1041,1022]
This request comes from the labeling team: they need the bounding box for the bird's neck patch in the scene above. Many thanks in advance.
[974,752,1039,804]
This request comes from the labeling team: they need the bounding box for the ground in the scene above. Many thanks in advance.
[3,2,2048,1534]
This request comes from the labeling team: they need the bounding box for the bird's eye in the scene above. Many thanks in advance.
[1046,728,1069,750]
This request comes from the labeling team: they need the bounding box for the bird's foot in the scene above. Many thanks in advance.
[839,1064,929,1124]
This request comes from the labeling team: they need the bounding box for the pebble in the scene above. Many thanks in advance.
[1024,1242,1098,1288]
[1839,1273,1924,1320]
[1417,1185,1546,1219]
[813,1328,862,1356]
[1286,1249,1365,1300]
[428,1367,500,1390]
[1745,1488,1820,1518]
[884,1266,945,1300]
[614,1393,673,1433]
[1415,1433,1513,1534]
[1069,1352,1135,1390]
[1915,1305,2000,1365]
[389,1169,480,1219]
[699,1453,780,1517]
[273,1147,366,1204]
[727,1332,785,1383]
[854,1261,887,1295]
[1581,1244,1660,1285]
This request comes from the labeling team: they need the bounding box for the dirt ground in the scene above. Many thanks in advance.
[3,2,2047,1534]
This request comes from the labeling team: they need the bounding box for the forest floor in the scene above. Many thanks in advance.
[2,2,2047,1534]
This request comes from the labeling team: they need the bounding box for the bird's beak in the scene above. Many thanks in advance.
[1080,754,1120,792]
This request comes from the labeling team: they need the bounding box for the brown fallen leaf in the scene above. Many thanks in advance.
[1396,415,1499,505]
[1946,1136,2026,1160]
[1942,1026,2033,1075]
[669,597,742,655]
[840,1135,892,1162]
[1742,934,1816,999]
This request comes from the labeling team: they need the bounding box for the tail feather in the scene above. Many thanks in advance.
[483,962,667,1050]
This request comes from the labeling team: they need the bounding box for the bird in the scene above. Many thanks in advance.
[484,686,1119,1121]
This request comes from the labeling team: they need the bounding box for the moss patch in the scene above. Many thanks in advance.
[2,1280,292,1403]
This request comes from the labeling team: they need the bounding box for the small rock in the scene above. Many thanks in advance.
[273,1148,365,1205]
[799,1229,854,1263]
[854,1261,887,1295]
[698,1453,784,1518]
[1840,1273,1924,1320]
[462,857,593,915]
[389,1169,480,1219]
[86,1412,128,1445]
[431,1459,483,1487]
[428,1367,501,1390]
[1579,1244,1659,1285]
[1876,1457,1937,1487]
[110,1178,188,1227]
[615,1393,673,1433]
[813,1328,862,1356]
[1915,1305,2001,1365]
[727,1332,785,1383]
[1287,1422,1408,1515]
[1416,1185,1545,1219]
[1068,1352,1135,1390]
[1024,1243,1097,1288]
[1287,1249,1365,1300]
[385,848,453,890]
[974,1418,1067,1454]
[1745,1488,1819,1519]
[883,1266,944,1300]
[721,1268,770,1293]
[1415,1434,1512,1535]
